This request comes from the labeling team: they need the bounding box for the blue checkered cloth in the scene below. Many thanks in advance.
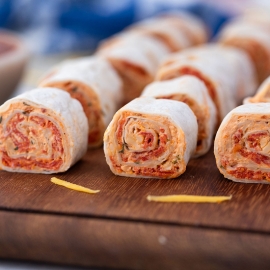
[0,0,232,54]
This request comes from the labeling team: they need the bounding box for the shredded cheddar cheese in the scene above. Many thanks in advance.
[51,177,100,194]
[147,194,232,203]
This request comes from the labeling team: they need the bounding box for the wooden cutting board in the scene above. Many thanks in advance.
[0,146,270,270]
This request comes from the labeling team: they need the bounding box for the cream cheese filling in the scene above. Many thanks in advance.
[0,102,67,171]
[110,112,184,172]
[219,115,270,172]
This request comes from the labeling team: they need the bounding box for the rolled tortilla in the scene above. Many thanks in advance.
[156,44,257,122]
[127,18,191,52]
[157,11,209,46]
[141,76,216,157]
[241,8,270,30]
[39,56,123,148]
[99,11,208,53]
[97,12,208,104]
[214,103,270,183]
[97,35,170,104]
[218,20,270,83]
[244,76,270,104]
[125,11,208,52]
[104,97,198,179]
[0,88,88,174]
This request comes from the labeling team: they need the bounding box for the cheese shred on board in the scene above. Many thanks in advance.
[147,194,232,203]
[51,177,100,194]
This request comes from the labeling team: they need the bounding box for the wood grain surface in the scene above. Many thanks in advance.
[0,147,270,269]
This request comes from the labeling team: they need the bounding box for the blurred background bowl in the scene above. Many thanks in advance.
[0,30,28,104]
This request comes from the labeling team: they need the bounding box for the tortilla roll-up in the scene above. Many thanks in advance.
[104,97,198,179]
[156,11,209,46]
[0,88,88,173]
[125,11,208,52]
[97,35,170,104]
[218,21,270,83]
[141,76,216,157]
[99,11,207,53]
[156,45,257,122]
[127,19,191,52]
[241,8,270,29]
[214,103,270,183]
[244,76,270,104]
[39,56,123,148]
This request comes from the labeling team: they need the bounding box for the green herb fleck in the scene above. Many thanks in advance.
[0,116,2,123]
[14,146,18,151]
[220,165,225,169]
[31,140,34,145]
[135,161,140,164]
[118,142,128,153]
[172,155,181,164]
[119,144,125,153]
[23,102,30,106]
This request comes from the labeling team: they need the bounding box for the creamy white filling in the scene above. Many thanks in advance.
[222,118,270,172]
[115,116,177,168]
[1,110,65,162]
